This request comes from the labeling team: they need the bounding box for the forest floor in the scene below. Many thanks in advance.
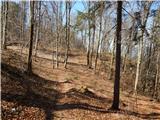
[1,46,160,120]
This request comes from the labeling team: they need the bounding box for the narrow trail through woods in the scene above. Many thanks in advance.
[1,46,160,120]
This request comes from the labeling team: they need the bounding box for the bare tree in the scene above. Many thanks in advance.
[154,48,160,97]
[87,1,91,66]
[55,3,59,68]
[20,1,26,44]
[111,1,122,110]
[27,1,35,73]
[34,1,41,58]
[64,1,71,68]
[134,2,153,93]
[109,36,116,80]
[89,11,96,69]
[94,3,103,71]
[2,1,9,49]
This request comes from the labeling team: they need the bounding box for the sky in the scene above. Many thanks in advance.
[3,0,160,31]
[8,0,160,15]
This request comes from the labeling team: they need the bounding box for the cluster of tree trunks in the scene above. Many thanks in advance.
[2,0,160,110]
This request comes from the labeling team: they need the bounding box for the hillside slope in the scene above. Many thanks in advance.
[1,46,160,120]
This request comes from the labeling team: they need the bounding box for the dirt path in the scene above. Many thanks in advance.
[7,46,85,65]
[2,46,160,120]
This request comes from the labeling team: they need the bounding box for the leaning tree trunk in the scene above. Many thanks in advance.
[27,1,35,74]
[2,1,8,49]
[111,1,122,110]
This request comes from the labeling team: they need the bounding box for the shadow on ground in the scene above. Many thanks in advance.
[1,63,160,120]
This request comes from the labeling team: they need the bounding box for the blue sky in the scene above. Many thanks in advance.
[8,0,160,15]
[72,1,85,13]
[3,0,160,29]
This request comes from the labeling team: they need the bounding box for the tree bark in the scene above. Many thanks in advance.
[2,1,9,49]
[81,30,84,46]
[122,43,131,73]
[109,37,116,80]
[20,1,26,43]
[154,48,160,97]
[59,1,63,62]
[89,14,96,69]
[34,1,41,58]
[27,1,35,74]
[84,28,87,49]
[64,1,71,68]
[95,14,102,71]
[1,1,4,34]
[111,1,122,110]
[55,2,59,68]
[134,2,152,93]
[134,33,143,92]
[87,1,91,66]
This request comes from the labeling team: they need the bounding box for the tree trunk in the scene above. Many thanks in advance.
[1,2,4,38]
[20,1,26,43]
[146,38,153,76]
[142,42,153,92]
[87,1,91,66]
[122,43,130,73]
[84,28,87,49]
[59,1,63,62]
[109,37,116,80]
[87,30,91,66]
[81,30,84,46]
[134,2,152,93]
[64,2,68,68]
[95,14,102,71]
[154,48,160,97]
[34,1,41,58]
[27,1,35,74]
[55,2,59,68]
[134,34,143,93]
[2,1,9,49]
[111,1,122,110]
[64,1,71,68]
[89,15,96,69]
